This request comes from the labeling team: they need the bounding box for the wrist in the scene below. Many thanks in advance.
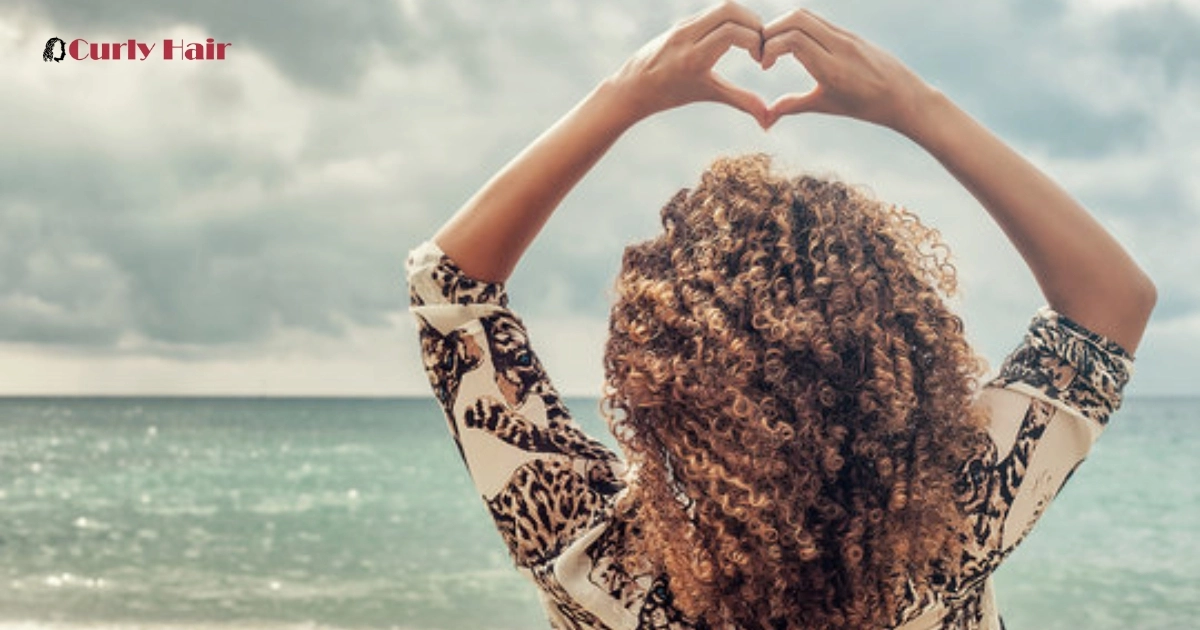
[592,74,657,129]
[893,85,957,147]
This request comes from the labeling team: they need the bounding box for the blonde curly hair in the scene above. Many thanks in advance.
[603,153,992,629]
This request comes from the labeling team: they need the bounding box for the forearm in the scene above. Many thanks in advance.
[901,89,1156,353]
[433,80,639,284]
[431,3,767,284]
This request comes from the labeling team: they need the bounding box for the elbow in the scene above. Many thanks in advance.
[1131,268,1158,321]
[1119,268,1157,355]
[1106,267,1157,356]
[1048,263,1157,355]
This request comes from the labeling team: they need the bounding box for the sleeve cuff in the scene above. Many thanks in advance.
[406,241,509,308]
[993,307,1135,425]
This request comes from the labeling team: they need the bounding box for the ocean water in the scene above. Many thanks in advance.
[0,397,1195,629]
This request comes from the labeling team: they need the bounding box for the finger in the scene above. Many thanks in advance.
[707,73,769,126]
[768,89,826,119]
[763,9,841,52]
[695,21,764,64]
[761,29,829,73]
[683,1,764,44]
[805,10,859,41]
[762,107,782,130]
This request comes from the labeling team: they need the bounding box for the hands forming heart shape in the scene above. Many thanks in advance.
[613,3,931,134]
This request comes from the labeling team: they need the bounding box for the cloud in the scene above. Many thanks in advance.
[0,313,428,396]
[0,0,475,93]
[1106,1,1200,89]
[791,0,1167,158]
[0,0,1196,394]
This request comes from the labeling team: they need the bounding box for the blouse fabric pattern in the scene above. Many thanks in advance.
[406,240,1134,630]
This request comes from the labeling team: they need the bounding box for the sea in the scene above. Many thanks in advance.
[0,397,1196,630]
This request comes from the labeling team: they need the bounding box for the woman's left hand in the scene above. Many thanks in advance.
[431,2,769,283]
[607,1,769,128]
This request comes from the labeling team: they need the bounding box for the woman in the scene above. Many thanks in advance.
[407,4,1156,629]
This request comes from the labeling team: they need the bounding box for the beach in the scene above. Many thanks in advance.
[1,397,1196,629]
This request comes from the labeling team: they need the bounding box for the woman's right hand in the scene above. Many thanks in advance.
[759,9,936,134]
[759,10,1155,353]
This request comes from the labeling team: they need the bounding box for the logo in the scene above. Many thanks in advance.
[42,37,65,62]
[41,37,231,61]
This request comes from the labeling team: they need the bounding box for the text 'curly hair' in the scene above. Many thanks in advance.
[603,154,991,629]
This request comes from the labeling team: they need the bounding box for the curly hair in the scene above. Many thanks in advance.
[602,154,992,629]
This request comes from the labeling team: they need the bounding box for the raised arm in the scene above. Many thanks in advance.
[433,2,769,283]
[761,10,1156,354]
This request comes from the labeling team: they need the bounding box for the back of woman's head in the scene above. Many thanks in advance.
[603,153,991,629]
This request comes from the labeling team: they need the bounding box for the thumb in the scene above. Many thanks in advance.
[767,88,826,122]
[707,73,769,128]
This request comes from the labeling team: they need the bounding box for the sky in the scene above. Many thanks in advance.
[0,0,1196,397]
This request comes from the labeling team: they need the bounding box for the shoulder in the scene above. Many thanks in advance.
[953,308,1137,583]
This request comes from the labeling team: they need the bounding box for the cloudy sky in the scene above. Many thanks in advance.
[0,0,1196,397]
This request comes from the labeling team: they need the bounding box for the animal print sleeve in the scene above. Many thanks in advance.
[989,306,1133,426]
[952,308,1135,591]
[406,241,628,570]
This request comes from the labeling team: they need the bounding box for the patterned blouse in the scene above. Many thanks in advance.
[406,240,1134,630]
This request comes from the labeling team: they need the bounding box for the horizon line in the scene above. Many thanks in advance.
[0,393,1194,401]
